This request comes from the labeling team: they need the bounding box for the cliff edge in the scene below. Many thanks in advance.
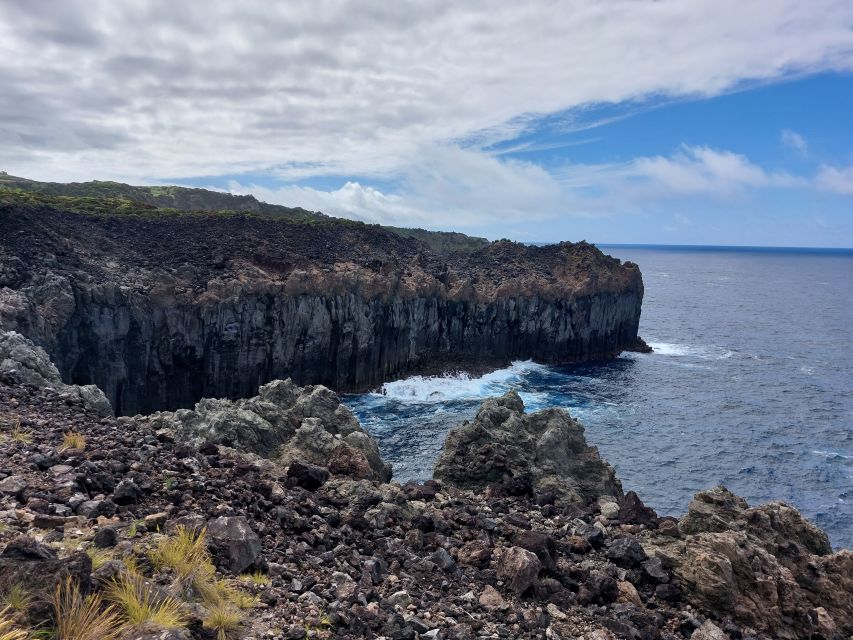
[0,188,644,415]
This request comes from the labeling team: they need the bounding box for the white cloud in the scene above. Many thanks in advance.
[815,164,853,195]
[230,144,806,228]
[781,129,809,154]
[0,1,851,182]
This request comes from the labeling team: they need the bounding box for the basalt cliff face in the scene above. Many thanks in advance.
[0,191,644,415]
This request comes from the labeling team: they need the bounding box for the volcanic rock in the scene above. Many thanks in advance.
[434,391,622,506]
[497,546,541,594]
[206,516,262,574]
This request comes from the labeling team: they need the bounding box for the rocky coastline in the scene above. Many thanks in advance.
[0,332,849,640]
[0,189,645,415]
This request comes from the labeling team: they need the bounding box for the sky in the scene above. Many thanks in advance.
[1,1,852,247]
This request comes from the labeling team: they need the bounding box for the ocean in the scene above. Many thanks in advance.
[344,245,853,549]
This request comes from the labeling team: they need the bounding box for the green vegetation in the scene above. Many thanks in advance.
[0,586,31,614]
[1,173,490,254]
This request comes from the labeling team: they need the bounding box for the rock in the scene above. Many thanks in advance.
[645,487,853,639]
[497,546,541,595]
[77,498,117,519]
[605,537,647,567]
[0,475,27,500]
[94,526,119,548]
[434,391,623,506]
[619,491,658,526]
[33,513,66,529]
[478,585,508,611]
[387,590,412,609]
[430,547,456,572]
[286,460,330,490]
[690,621,729,640]
[0,331,112,416]
[119,623,193,640]
[457,540,493,568]
[113,478,142,505]
[206,516,262,574]
[0,536,92,623]
[599,498,619,520]
[142,380,391,481]
[512,530,557,573]
[616,580,642,607]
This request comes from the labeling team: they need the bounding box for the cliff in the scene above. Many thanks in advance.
[0,189,645,415]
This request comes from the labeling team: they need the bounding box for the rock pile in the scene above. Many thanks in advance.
[0,338,849,639]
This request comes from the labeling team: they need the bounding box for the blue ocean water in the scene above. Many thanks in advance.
[345,246,853,549]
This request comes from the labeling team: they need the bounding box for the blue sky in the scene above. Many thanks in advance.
[2,1,853,246]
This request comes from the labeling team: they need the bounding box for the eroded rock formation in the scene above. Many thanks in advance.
[0,192,645,414]
[433,390,623,506]
[137,378,391,482]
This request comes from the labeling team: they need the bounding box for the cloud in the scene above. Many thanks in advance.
[781,129,809,154]
[0,0,852,182]
[229,144,806,228]
[815,164,853,195]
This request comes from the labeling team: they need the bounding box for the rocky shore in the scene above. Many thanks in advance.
[0,333,849,640]
[0,188,645,415]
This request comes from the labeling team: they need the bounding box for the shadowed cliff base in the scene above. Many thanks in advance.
[0,189,644,415]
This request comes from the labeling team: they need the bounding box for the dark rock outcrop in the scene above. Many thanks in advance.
[433,390,623,505]
[0,193,644,415]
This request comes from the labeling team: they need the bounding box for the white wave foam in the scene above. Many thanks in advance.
[649,342,733,360]
[812,450,853,461]
[375,360,547,403]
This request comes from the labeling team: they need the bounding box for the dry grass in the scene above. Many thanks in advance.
[86,547,113,570]
[105,574,188,629]
[59,431,86,451]
[7,421,32,445]
[196,579,258,610]
[0,607,27,640]
[50,577,121,640]
[149,526,214,585]
[240,571,270,586]
[0,586,30,614]
[202,603,243,640]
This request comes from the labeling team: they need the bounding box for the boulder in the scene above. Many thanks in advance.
[0,331,112,416]
[0,536,92,623]
[497,546,541,595]
[512,530,557,573]
[433,391,622,506]
[142,379,391,481]
[618,491,658,527]
[206,516,262,574]
[286,460,330,490]
[645,486,852,639]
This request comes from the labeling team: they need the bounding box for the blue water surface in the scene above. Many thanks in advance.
[344,246,853,549]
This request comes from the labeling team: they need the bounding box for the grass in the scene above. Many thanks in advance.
[149,526,214,585]
[240,571,270,586]
[104,574,188,629]
[59,431,86,451]
[0,606,27,640]
[0,586,30,614]
[162,475,177,491]
[6,421,32,445]
[202,603,243,640]
[196,579,258,610]
[87,547,113,570]
[50,578,121,640]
